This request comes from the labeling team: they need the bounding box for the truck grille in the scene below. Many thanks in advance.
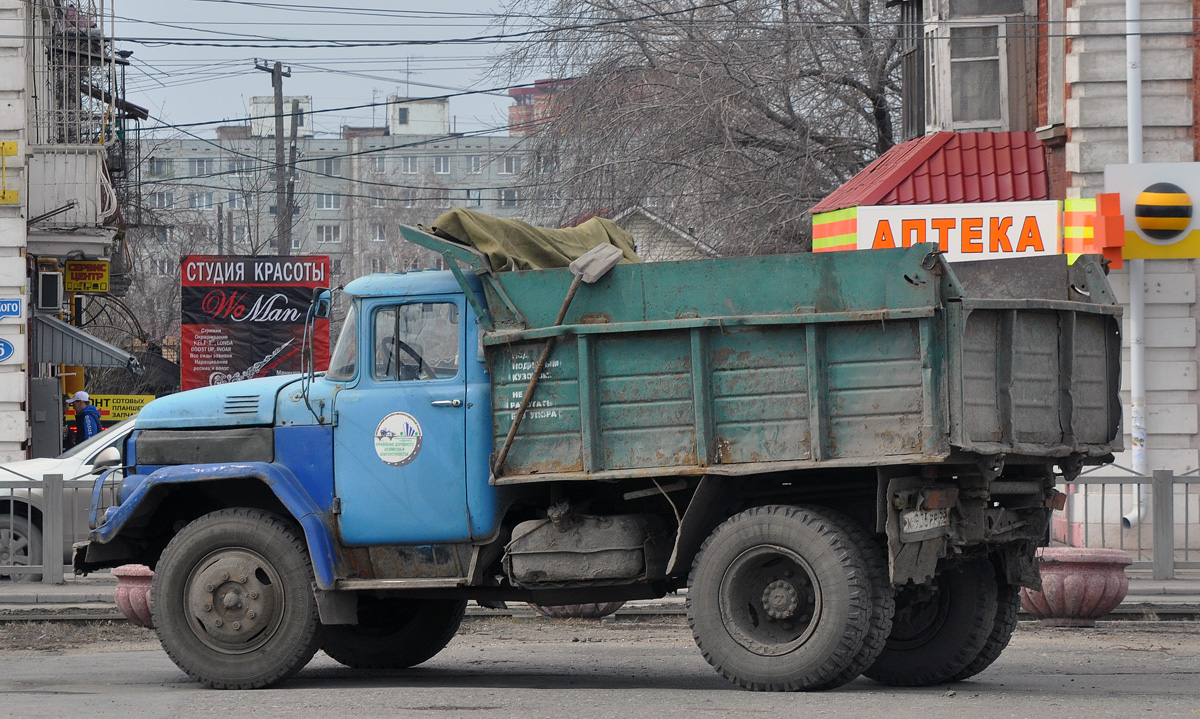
[224,395,261,415]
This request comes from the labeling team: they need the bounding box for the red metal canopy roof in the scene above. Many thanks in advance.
[810,131,1049,214]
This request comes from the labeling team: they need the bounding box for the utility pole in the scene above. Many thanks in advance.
[255,59,291,255]
[216,201,224,254]
[283,99,300,254]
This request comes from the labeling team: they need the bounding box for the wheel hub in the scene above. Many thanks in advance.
[718,544,821,657]
[185,550,281,652]
[762,579,800,620]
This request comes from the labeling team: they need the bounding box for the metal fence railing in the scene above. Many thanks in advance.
[1057,468,1200,579]
[0,472,120,584]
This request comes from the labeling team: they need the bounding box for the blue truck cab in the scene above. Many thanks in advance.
[75,220,1122,694]
[84,269,505,588]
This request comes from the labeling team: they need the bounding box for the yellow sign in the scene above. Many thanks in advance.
[64,260,110,293]
[65,394,153,422]
[1105,163,1200,259]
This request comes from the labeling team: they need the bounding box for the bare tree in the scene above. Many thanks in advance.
[493,0,901,253]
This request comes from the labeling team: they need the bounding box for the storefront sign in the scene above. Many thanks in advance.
[64,260,110,293]
[0,299,20,318]
[853,201,1061,261]
[1105,163,1200,259]
[65,394,154,422]
[180,255,330,391]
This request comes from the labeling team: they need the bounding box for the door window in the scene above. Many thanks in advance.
[373,303,460,381]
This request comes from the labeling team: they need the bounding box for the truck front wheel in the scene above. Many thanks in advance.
[322,597,466,669]
[151,508,322,689]
[687,505,873,691]
[864,557,997,686]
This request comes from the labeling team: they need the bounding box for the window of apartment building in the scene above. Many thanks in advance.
[290,237,301,251]
[317,224,341,244]
[373,223,386,242]
[465,189,482,207]
[371,257,383,273]
[318,157,341,175]
[190,158,215,176]
[369,155,385,173]
[395,107,409,125]
[189,192,215,209]
[466,155,482,174]
[228,192,249,210]
[499,155,521,175]
[229,158,253,175]
[317,193,341,210]
[499,189,518,208]
[148,158,172,177]
[401,156,418,174]
[153,258,176,276]
[369,190,386,208]
[148,191,174,209]
[231,225,250,248]
[400,189,416,208]
[432,188,450,207]
[536,153,557,174]
[434,156,451,175]
[332,258,342,274]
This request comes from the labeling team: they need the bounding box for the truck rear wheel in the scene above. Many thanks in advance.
[950,576,1020,681]
[864,557,997,686]
[322,597,466,669]
[151,508,322,689]
[809,508,895,689]
[687,505,873,691]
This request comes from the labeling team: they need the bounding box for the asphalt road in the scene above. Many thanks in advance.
[1,617,1198,719]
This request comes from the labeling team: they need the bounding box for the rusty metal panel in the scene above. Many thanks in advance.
[1011,311,1063,444]
[824,320,926,458]
[595,332,697,470]
[1072,313,1121,444]
[961,311,1003,443]
[711,326,811,464]
[491,340,584,474]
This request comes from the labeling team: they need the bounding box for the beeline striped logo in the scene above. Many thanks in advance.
[1134,182,1193,240]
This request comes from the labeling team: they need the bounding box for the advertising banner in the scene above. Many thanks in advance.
[64,260,110,293]
[181,255,330,391]
[66,394,154,423]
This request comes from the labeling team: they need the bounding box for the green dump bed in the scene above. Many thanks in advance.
[404,229,1122,485]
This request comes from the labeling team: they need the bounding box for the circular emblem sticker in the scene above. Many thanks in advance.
[374,412,423,466]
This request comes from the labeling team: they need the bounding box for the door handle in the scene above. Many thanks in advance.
[431,399,463,408]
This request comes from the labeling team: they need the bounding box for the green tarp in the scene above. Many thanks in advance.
[425,209,641,272]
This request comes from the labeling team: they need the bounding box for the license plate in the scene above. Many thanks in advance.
[901,507,950,534]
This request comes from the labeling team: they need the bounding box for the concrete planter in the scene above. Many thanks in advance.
[1019,547,1132,627]
[112,564,154,629]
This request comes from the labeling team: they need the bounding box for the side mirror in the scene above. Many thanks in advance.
[311,288,331,319]
[91,446,122,473]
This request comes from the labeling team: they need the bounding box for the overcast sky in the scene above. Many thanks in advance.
[113,0,535,138]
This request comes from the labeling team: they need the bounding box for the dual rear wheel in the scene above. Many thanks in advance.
[687,504,1019,691]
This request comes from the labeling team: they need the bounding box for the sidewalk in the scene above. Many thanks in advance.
[1,572,1198,620]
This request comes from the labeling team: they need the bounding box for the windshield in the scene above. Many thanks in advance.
[325,303,358,381]
[59,416,134,459]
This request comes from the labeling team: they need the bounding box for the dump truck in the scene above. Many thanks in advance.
[76,215,1122,691]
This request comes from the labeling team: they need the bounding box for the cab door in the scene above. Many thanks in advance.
[332,296,470,544]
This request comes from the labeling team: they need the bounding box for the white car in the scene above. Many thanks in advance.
[0,417,133,581]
